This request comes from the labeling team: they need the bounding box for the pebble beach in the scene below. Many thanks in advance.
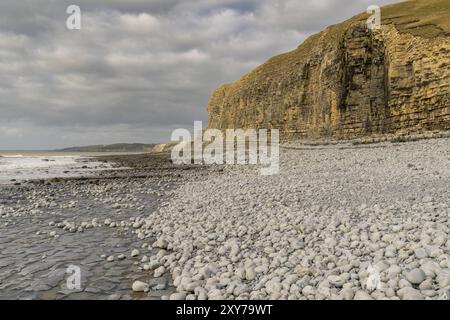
[1,138,449,300]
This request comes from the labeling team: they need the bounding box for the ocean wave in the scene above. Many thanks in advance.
[0,154,24,158]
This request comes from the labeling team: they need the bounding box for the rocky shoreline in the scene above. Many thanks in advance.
[130,137,449,300]
[1,137,449,300]
[0,153,211,300]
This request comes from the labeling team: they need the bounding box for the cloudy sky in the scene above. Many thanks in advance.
[0,0,398,150]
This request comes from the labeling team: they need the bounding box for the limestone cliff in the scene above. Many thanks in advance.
[207,0,450,140]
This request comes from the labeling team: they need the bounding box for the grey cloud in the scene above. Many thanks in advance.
[0,0,398,149]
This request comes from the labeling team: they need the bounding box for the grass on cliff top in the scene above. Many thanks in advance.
[227,0,449,88]
[370,0,450,38]
[327,0,450,40]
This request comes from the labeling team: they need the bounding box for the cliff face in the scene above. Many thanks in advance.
[207,0,450,140]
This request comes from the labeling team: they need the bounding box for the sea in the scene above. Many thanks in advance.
[0,151,133,184]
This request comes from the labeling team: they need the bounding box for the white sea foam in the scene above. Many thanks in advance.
[0,154,113,184]
[1,154,24,158]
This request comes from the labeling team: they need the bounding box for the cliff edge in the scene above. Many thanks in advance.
[207,0,450,140]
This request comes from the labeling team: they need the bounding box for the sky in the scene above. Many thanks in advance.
[0,0,398,150]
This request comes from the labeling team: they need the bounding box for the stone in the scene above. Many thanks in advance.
[354,291,373,300]
[154,266,165,278]
[265,280,282,295]
[327,275,344,288]
[406,268,426,285]
[374,261,390,272]
[131,249,140,257]
[153,283,167,291]
[208,290,225,300]
[414,248,428,259]
[317,285,331,298]
[233,284,249,296]
[169,292,187,300]
[385,288,395,298]
[418,279,433,291]
[436,269,450,288]
[132,281,149,292]
[419,261,440,278]
[341,288,354,300]
[132,221,142,229]
[439,288,450,300]
[245,267,256,281]
[302,285,315,296]
[398,279,412,289]
[387,265,402,279]
[153,238,169,249]
[397,287,425,300]
[197,291,208,300]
